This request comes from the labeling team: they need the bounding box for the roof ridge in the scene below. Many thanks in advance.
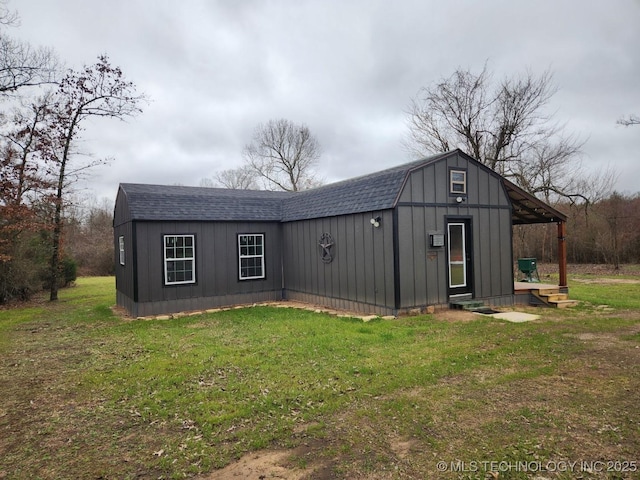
[118,150,460,222]
[290,151,452,196]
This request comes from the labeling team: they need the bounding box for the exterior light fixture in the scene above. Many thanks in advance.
[370,216,381,228]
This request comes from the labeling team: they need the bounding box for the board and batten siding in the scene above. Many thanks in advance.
[282,211,395,316]
[395,152,514,309]
[113,220,136,315]
[123,220,283,316]
[113,187,136,313]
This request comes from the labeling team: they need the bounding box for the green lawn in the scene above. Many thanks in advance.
[0,275,639,479]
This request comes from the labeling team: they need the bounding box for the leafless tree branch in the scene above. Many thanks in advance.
[243,118,321,192]
[617,114,639,127]
[0,33,60,95]
[200,165,259,190]
[405,64,594,202]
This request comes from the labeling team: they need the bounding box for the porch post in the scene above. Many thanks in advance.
[557,221,567,287]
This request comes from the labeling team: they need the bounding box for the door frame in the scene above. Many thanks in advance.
[446,217,474,297]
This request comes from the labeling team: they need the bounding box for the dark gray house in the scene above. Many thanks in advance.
[113,150,568,317]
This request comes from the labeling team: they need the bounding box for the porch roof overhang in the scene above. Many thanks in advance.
[502,179,567,225]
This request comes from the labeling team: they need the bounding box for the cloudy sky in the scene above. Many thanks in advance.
[10,0,640,203]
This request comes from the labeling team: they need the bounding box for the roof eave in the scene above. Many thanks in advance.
[502,178,567,224]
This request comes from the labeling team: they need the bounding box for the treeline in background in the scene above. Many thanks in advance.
[514,192,640,268]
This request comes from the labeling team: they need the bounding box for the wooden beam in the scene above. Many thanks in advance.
[557,221,567,287]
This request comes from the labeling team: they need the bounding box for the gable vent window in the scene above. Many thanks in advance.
[238,234,265,280]
[164,234,196,285]
[450,169,467,194]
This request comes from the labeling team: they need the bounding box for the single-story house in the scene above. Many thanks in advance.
[113,149,568,317]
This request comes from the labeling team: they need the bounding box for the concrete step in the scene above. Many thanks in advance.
[450,300,485,311]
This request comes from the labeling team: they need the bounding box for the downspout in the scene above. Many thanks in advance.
[280,222,286,301]
[392,208,401,313]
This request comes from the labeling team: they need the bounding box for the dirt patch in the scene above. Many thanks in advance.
[572,277,640,284]
[538,263,640,277]
[195,435,336,480]
[198,450,309,480]
[433,309,479,322]
[567,325,640,354]
[389,436,420,460]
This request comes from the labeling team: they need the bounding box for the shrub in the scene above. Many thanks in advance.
[61,257,77,286]
[0,249,43,303]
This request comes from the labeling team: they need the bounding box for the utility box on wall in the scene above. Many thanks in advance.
[430,233,445,247]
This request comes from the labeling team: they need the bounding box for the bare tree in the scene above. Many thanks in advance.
[405,65,586,200]
[0,0,18,26]
[243,118,322,192]
[617,114,639,127]
[42,55,146,300]
[1,94,56,204]
[0,1,59,96]
[0,36,58,94]
[201,165,259,190]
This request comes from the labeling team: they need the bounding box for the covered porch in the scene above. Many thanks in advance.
[503,179,573,307]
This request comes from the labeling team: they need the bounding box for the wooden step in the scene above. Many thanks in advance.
[540,293,569,302]
[536,288,560,296]
[531,289,578,308]
[549,299,579,308]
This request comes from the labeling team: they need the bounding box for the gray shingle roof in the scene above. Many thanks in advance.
[119,184,292,222]
[281,152,450,220]
[118,151,453,222]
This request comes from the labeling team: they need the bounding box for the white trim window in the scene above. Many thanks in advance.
[164,234,196,285]
[238,234,265,280]
[450,169,467,194]
[118,236,125,266]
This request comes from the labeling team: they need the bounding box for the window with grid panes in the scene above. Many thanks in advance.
[238,234,265,280]
[163,235,195,285]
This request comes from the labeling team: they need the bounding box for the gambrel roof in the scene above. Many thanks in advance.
[116,150,566,225]
[281,152,452,221]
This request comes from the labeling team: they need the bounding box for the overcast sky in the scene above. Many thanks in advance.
[11,0,640,204]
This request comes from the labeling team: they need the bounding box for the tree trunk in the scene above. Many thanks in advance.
[49,164,65,301]
[558,221,567,287]
[49,115,76,301]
